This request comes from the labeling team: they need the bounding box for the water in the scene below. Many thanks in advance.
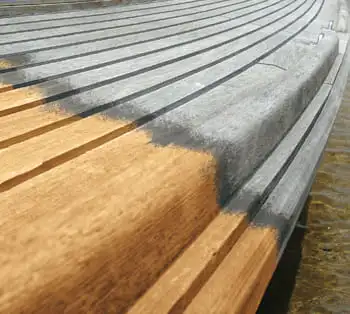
[258,77,350,313]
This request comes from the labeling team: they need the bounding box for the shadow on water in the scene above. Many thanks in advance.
[256,197,311,314]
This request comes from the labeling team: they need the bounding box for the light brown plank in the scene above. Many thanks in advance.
[0,114,128,187]
[0,86,45,116]
[0,106,74,144]
[128,212,247,314]
[0,59,12,70]
[184,226,278,314]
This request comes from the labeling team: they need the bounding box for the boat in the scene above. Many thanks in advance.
[0,0,349,312]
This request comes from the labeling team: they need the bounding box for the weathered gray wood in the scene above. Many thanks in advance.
[0,0,299,87]
[0,0,124,17]
[0,0,239,31]
[254,35,350,257]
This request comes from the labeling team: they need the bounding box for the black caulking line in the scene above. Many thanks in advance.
[0,0,262,45]
[8,0,295,88]
[228,84,331,221]
[0,0,274,58]
[7,0,306,88]
[231,43,338,219]
[5,0,314,111]
[0,0,287,71]
[253,140,323,253]
[0,0,324,191]
[257,62,287,71]
[259,44,347,251]
[3,0,317,127]
[77,0,320,121]
[0,0,237,34]
[0,0,219,26]
[248,58,336,215]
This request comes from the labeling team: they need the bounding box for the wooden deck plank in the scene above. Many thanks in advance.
[0,0,280,70]
[0,1,238,44]
[0,114,128,186]
[0,86,46,115]
[0,0,240,33]
[0,0,306,56]
[0,0,287,88]
[0,1,311,117]
[127,212,247,314]
[0,106,72,144]
[0,0,202,22]
[0,128,219,313]
[0,0,242,41]
[184,227,278,314]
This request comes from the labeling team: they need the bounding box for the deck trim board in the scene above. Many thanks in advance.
[224,36,340,216]
[325,53,343,84]
[254,33,350,258]
[226,84,332,218]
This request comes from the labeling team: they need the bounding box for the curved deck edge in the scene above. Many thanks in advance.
[255,29,350,260]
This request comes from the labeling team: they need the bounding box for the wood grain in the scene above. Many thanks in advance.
[0,114,127,186]
[128,212,247,314]
[0,105,75,144]
[0,125,219,313]
[184,226,278,314]
[0,60,13,92]
[0,86,45,116]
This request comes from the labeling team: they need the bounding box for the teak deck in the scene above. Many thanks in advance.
[0,0,349,313]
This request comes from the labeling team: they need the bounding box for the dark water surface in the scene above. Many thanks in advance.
[258,78,350,313]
